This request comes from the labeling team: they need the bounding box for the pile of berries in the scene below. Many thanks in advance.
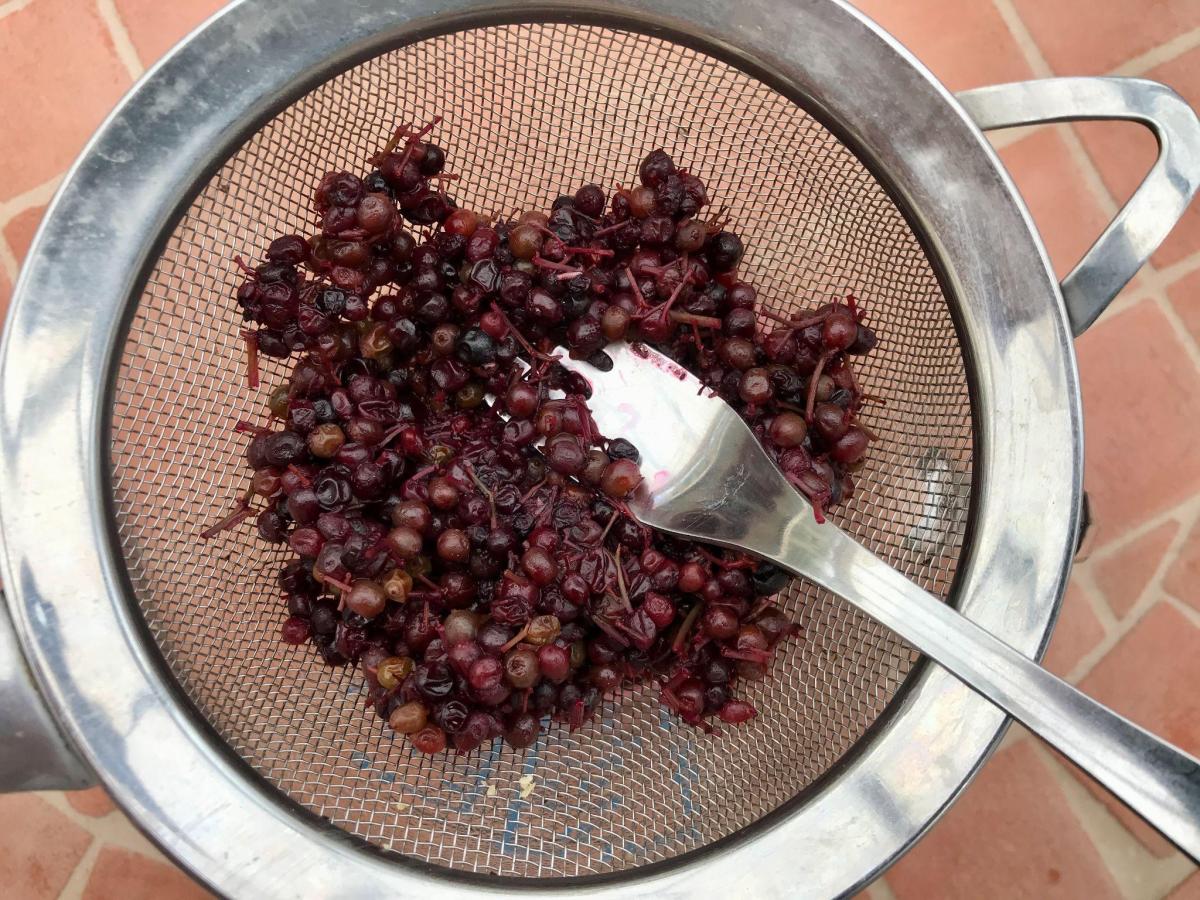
[211,119,879,754]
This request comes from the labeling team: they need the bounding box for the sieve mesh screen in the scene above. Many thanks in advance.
[110,23,971,878]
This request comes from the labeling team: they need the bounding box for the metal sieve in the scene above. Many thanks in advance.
[1,0,1196,896]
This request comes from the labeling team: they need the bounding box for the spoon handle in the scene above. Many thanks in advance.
[768,520,1200,862]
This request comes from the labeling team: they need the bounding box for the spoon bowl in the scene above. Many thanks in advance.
[557,341,1200,862]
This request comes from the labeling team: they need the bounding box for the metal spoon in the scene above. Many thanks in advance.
[554,341,1200,861]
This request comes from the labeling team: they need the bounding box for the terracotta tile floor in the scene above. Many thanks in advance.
[1,0,1199,896]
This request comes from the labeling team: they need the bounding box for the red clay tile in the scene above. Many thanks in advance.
[83,846,212,900]
[1167,260,1200,345]
[1073,602,1200,856]
[0,0,131,201]
[113,0,229,67]
[1044,580,1106,676]
[1010,0,1200,74]
[1093,520,1181,618]
[1164,520,1200,609]
[1076,47,1200,268]
[0,793,92,899]
[65,786,117,818]
[998,128,1112,281]
[888,741,1120,899]
[1171,871,1200,898]
[1074,300,1200,545]
[3,204,46,265]
[850,0,1034,91]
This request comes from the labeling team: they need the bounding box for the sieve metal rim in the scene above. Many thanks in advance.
[0,0,1082,896]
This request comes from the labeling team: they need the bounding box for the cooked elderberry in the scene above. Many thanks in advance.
[220,127,879,756]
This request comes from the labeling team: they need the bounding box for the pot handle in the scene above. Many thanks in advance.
[957,77,1200,335]
[0,591,94,791]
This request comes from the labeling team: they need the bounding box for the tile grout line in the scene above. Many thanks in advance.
[1111,249,1200,356]
[993,0,1200,84]
[1166,589,1200,620]
[991,0,1200,358]
[1078,493,1200,569]
[1111,26,1200,77]
[0,0,33,22]
[990,0,1200,684]
[867,875,898,899]
[989,0,1170,347]
[1069,502,1200,682]
[988,0,1200,338]
[56,838,103,900]
[1158,508,1200,608]
[1067,581,1170,683]
[95,0,144,81]
[1077,17,1200,332]
[975,8,1200,885]
[1153,288,1200,370]
[1023,738,1195,899]
[1069,574,1121,650]
[977,134,1200,304]
[990,0,1054,78]
[1066,512,1200,686]
[1165,595,1200,631]
[1100,280,1151,317]
[993,0,1127,224]
[0,171,64,282]
[1087,282,1200,401]
[0,233,19,283]
[37,790,171,859]
[0,172,65,223]
[1064,599,1143,683]
[36,791,118,832]
[1152,250,1200,288]
[1058,124,1123,219]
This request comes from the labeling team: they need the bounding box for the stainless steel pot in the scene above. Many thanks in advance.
[0,0,1196,896]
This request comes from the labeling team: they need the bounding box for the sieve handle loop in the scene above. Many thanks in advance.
[765,512,1200,864]
[957,77,1200,336]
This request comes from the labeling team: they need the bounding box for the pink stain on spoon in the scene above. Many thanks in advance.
[631,341,689,381]
[615,401,640,432]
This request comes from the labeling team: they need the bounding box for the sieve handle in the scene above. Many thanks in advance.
[957,77,1200,335]
[767,517,1200,863]
[0,591,94,791]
